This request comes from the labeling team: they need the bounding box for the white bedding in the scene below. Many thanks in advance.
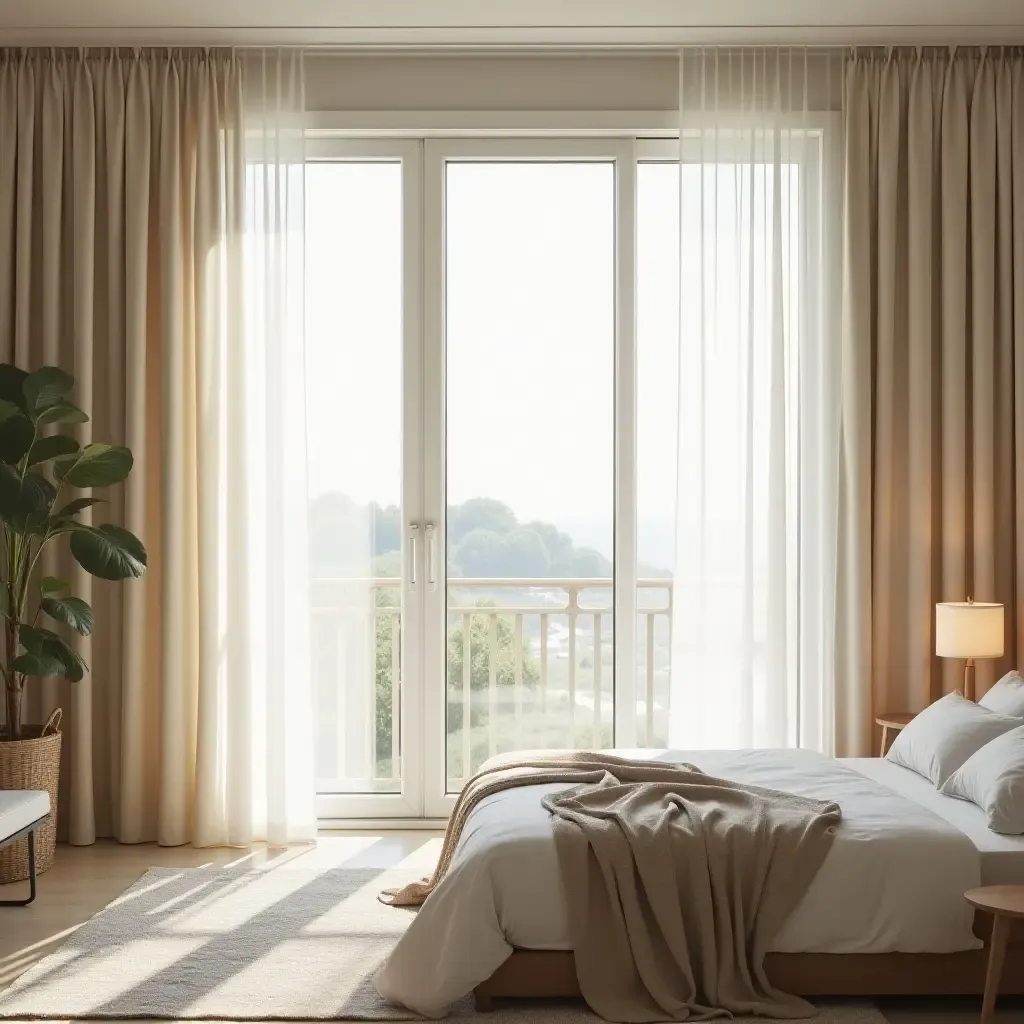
[852,756,1024,884]
[376,748,983,1017]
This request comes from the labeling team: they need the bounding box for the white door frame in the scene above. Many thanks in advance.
[421,136,638,818]
[309,138,428,821]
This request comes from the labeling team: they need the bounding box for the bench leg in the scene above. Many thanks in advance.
[0,829,37,906]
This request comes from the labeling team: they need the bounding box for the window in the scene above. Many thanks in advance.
[304,128,836,818]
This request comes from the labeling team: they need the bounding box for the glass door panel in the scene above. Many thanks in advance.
[440,158,616,791]
[305,153,421,814]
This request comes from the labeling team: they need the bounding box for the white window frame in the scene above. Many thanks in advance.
[305,116,840,823]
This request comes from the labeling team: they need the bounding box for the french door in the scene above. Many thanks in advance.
[309,128,833,819]
[309,137,637,820]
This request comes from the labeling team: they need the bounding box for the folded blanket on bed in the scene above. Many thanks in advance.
[544,763,841,1022]
[379,750,840,1023]
[379,750,701,907]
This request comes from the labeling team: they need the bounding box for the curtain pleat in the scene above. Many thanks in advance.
[838,47,1024,755]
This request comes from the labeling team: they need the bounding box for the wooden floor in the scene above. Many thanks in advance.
[2,837,1023,1023]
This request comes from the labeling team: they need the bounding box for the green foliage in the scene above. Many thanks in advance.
[371,592,540,774]
[0,364,147,740]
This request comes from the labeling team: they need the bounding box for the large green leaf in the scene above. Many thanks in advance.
[70,523,147,580]
[55,496,105,519]
[41,596,94,636]
[27,434,79,466]
[0,399,23,423]
[0,465,54,531]
[20,470,56,513]
[23,367,74,413]
[3,472,56,533]
[0,365,28,412]
[36,402,89,426]
[40,575,70,594]
[13,651,66,678]
[0,465,21,520]
[19,625,87,682]
[55,444,133,488]
[0,413,34,463]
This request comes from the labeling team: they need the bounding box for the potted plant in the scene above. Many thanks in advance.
[0,364,146,883]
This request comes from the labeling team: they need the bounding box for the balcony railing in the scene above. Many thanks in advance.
[311,576,673,793]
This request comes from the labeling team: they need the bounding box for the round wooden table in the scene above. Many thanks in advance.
[965,885,1024,1023]
[875,712,916,757]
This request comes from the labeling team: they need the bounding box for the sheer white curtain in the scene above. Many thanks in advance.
[194,48,315,846]
[668,48,843,752]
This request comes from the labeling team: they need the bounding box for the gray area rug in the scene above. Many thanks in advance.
[0,866,887,1022]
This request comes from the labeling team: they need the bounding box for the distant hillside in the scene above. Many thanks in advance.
[308,494,671,579]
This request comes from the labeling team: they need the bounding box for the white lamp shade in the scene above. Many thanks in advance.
[935,602,1005,660]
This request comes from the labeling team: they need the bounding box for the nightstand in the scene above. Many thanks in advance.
[875,712,916,757]
[965,886,1024,1023]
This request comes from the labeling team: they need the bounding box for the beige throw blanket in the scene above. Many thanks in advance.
[544,764,841,1022]
[381,751,840,1023]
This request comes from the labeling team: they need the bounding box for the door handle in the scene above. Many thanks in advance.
[409,523,419,588]
[426,523,437,592]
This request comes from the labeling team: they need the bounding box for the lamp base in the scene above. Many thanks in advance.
[964,659,976,702]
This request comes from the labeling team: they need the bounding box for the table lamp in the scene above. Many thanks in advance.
[935,599,1004,701]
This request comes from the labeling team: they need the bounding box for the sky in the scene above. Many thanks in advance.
[302,158,683,564]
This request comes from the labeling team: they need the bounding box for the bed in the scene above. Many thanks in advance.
[374,748,1024,1016]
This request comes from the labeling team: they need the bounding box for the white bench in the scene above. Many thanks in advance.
[0,790,50,906]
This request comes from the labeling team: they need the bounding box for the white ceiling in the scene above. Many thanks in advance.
[2,0,1023,47]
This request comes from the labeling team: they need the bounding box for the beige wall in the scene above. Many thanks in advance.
[303,53,679,112]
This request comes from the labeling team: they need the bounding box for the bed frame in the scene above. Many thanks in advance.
[473,916,1024,1009]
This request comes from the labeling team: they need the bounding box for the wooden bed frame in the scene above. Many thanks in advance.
[473,915,1024,1010]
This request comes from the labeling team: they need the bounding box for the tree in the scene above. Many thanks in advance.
[372,597,539,774]
[451,527,507,577]
[447,497,518,544]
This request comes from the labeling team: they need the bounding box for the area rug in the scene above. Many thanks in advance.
[0,865,887,1022]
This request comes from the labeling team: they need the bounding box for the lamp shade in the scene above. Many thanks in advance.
[935,602,1004,660]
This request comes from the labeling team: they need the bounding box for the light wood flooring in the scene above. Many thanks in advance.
[1,837,1022,1023]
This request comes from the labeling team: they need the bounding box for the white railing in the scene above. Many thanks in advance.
[311,577,673,792]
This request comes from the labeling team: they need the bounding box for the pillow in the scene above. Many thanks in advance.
[940,725,1024,834]
[979,671,1024,719]
[885,691,1020,786]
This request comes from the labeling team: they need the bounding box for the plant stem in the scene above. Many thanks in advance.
[4,622,19,740]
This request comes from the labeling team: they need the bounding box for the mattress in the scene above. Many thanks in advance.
[849,756,1024,885]
[376,748,984,1016]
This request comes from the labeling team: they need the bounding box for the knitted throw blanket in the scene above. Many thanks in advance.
[378,750,688,907]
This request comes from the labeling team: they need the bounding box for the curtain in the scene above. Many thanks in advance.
[837,48,1024,756]
[669,48,844,751]
[238,50,316,845]
[0,48,315,847]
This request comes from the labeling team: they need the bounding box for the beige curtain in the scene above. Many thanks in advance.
[838,47,1024,756]
[0,49,244,844]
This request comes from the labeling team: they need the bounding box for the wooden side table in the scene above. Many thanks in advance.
[875,712,916,757]
[965,886,1024,1023]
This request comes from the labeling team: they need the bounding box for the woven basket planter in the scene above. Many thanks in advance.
[0,711,61,884]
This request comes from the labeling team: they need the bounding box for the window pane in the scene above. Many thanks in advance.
[444,161,615,788]
[306,162,404,793]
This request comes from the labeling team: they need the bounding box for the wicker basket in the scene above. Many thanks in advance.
[0,709,62,884]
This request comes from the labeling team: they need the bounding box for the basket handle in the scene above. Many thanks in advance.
[42,707,62,736]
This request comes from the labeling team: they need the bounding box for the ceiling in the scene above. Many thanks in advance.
[1,0,1023,47]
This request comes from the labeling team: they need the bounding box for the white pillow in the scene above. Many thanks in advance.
[885,691,1020,786]
[980,671,1024,719]
[940,725,1024,834]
